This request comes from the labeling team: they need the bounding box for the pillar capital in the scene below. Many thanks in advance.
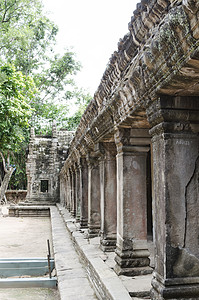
[147,95,199,136]
[114,127,150,153]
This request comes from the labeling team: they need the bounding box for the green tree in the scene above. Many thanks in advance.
[0,64,36,201]
[66,89,92,130]
[0,0,91,190]
[0,0,82,132]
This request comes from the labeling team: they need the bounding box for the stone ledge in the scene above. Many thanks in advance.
[8,206,50,217]
[57,204,137,300]
[50,206,97,300]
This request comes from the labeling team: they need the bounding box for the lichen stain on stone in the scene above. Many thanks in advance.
[173,247,199,277]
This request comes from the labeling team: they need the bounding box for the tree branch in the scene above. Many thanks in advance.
[0,151,8,173]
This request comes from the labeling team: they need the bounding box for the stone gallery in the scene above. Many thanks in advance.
[26,0,199,299]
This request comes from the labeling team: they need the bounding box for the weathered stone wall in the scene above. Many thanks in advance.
[26,124,73,204]
[5,190,27,204]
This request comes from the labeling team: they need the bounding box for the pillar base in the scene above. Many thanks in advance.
[71,209,76,217]
[114,264,152,276]
[151,275,199,300]
[88,225,100,238]
[100,236,116,252]
[76,214,80,222]
[80,218,88,228]
[114,245,152,276]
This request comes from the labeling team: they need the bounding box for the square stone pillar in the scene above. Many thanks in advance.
[87,154,101,238]
[79,158,88,228]
[63,173,68,207]
[75,164,80,221]
[70,166,76,217]
[66,170,71,210]
[59,173,65,206]
[99,142,117,252]
[114,128,152,276]
[147,96,199,300]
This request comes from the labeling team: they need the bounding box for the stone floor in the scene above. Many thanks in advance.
[0,208,59,300]
[0,212,53,258]
[56,204,153,300]
[0,288,60,300]
[50,206,98,300]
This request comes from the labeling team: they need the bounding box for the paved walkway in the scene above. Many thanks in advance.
[50,206,97,300]
[55,204,152,300]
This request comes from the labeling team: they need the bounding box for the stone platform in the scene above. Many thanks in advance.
[55,204,152,300]
[8,205,50,217]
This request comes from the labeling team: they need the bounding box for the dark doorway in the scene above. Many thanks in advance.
[41,180,49,193]
[147,150,153,239]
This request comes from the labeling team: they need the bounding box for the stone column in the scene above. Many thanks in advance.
[79,158,88,228]
[114,127,152,276]
[75,163,80,221]
[147,96,199,300]
[59,172,65,206]
[87,154,101,237]
[70,166,76,217]
[99,142,117,252]
[66,170,71,210]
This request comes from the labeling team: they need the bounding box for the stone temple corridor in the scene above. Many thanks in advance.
[12,0,199,299]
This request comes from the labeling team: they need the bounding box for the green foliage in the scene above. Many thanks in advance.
[0,64,36,152]
[8,140,28,190]
[0,0,92,189]
[65,89,92,130]
[0,0,58,75]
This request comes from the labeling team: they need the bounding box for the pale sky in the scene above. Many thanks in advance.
[42,0,138,96]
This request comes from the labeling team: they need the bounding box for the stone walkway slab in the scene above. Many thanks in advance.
[50,206,97,300]
[57,205,133,300]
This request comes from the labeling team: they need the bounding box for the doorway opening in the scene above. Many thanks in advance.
[41,180,49,193]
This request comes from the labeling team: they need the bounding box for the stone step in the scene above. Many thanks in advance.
[0,258,54,277]
[8,206,50,217]
[0,277,57,288]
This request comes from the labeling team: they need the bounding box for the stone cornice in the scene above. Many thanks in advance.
[62,0,199,169]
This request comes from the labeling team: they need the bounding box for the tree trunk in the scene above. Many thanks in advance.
[0,167,15,203]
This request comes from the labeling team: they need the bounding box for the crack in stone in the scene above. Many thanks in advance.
[184,155,199,249]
